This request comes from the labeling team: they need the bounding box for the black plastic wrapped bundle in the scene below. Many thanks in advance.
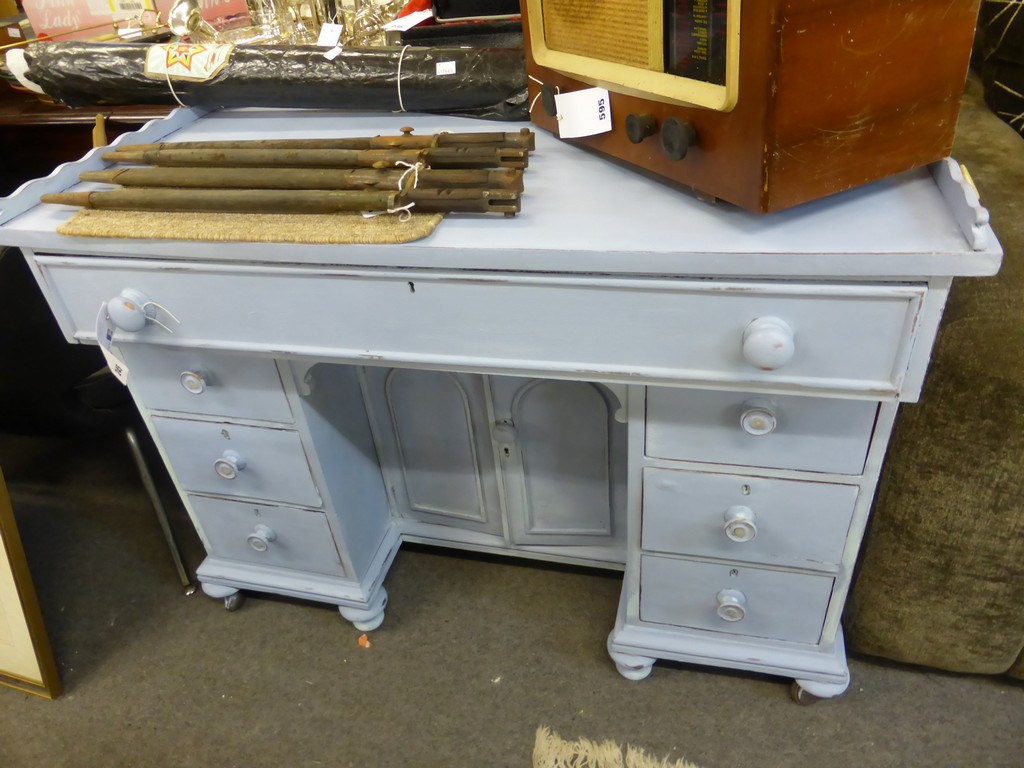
[21,42,528,121]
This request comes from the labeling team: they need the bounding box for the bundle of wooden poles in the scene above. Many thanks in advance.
[42,127,535,218]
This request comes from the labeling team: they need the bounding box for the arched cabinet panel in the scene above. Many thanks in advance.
[489,377,627,548]
[361,368,504,535]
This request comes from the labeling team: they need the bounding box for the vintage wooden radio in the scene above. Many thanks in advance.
[522,0,983,213]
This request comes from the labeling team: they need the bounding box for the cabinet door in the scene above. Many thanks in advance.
[489,377,626,547]
[361,368,504,536]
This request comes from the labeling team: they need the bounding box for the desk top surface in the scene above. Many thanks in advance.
[0,108,1003,279]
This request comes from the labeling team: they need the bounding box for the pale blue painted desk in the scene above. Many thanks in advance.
[0,107,1002,701]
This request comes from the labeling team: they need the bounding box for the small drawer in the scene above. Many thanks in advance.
[642,468,858,568]
[190,495,344,576]
[646,388,877,475]
[640,555,834,644]
[121,346,292,422]
[152,416,322,508]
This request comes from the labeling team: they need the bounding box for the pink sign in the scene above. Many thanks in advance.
[21,0,250,42]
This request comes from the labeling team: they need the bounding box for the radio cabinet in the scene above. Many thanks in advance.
[0,108,1001,701]
[524,0,983,212]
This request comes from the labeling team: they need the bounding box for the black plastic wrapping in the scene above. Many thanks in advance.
[22,42,528,121]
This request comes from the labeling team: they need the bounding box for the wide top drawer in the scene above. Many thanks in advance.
[37,257,924,396]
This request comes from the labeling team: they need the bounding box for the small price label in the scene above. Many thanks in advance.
[317,23,344,48]
[436,61,456,76]
[95,303,130,385]
[553,88,613,139]
[383,8,434,32]
[101,347,130,385]
[323,45,344,61]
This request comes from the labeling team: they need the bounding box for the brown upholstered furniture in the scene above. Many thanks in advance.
[845,77,1024,680]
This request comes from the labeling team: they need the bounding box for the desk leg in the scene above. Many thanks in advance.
[338,585,388,632]
[607,633,655,681]
[200,582,244,611]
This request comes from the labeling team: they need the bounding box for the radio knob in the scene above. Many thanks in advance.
[660,118,698,161]
[540,83,559,117]
[625,113,658,144]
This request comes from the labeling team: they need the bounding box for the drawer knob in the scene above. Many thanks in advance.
[724,506,758,542]
[179,370,208,395]
[742,317,795,370]
[716,589,747,622]
[107,289,157,332]
[214,450,247,480]
[104,289,180,334]
[740,402,777,436]
[246,524,277,552]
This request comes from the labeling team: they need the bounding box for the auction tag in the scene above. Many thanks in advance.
[435,61,456,76]
[95,303,129,385]
[383,8,434,31]
[553,88,613,139]
[101,348,130,385]
[317,23,344,48]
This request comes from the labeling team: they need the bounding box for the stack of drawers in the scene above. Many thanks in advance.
[609,385,882,695]
[119,346,347,582]
[642,384,876,641]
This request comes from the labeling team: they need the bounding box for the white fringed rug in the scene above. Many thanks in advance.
[533,727,703,768]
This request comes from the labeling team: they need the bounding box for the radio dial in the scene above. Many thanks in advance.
[626,113,658,144]
[661,118,698,161]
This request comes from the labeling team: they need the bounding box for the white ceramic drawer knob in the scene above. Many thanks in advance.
[740,403,777,436]
[724,506,758,542]
[716,589,747,622]
[214,450,247,480]
[742,317,795,370]
[179,370,208,395]
[247,524,277,552]
[107,288,156,332]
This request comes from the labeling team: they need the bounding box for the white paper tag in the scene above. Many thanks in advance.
[8,27,21,39]
[436,61,456,76]
[553,88,613,139]
[317,23,344,48]
[101,347,130,385]
[323,45,344,61]
[383,8,433,32]
[95,303,129,385]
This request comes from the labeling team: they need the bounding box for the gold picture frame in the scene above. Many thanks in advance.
[0,467,61,699]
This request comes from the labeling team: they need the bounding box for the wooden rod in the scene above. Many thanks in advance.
[42,187,521,215]
[103,146,529,170]
[79,166,525,192]
[116,128,536,152]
